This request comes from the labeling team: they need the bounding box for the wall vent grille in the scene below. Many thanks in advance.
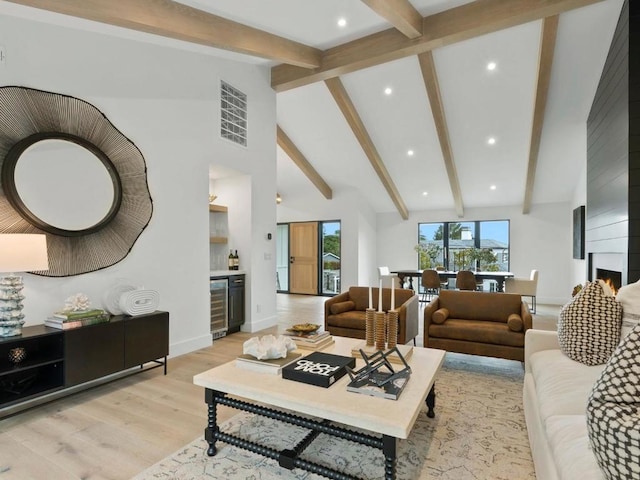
[220,81,247,147]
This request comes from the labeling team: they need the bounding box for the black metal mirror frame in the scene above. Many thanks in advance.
[2,131,123,237]
[0,86,153,277]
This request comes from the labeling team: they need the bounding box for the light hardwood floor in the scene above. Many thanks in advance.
[0,294,327,480]
[0,294,557,480]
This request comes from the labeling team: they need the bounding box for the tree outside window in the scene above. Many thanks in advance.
[418,220,509,271]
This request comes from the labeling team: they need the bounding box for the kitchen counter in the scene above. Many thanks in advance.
[210,270,246,277]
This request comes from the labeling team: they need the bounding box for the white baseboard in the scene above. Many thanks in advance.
[242,314,278,333]
[537,297,568,307]
[169,333,212,357]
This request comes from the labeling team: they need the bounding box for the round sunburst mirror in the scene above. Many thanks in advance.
[0,86,153,277]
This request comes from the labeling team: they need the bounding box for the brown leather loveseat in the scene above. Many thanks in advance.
[324,286,419,344]
[424,289,532,361]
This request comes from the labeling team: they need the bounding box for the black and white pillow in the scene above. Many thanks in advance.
[586,323,640,480]
[557,280,622,365]
[616,279,640,339]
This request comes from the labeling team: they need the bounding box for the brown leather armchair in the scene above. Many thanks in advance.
[325,286,418,344]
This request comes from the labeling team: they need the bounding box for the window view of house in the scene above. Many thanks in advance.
[321,221,340,295]
[276,224,289,292]
[418,220,509,273]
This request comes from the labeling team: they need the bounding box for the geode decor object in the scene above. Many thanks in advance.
[243,335,296,360]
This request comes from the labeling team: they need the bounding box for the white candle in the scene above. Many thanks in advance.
[368,286,372,310]
[378,279,383,312]
[391,278,395,311]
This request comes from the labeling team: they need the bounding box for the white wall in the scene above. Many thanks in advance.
[377,202,574,305]
[0,11,276,353]
[277,188,377,291]
[277,182,574,305]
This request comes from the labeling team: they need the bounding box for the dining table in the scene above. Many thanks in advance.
[391,269,514,294]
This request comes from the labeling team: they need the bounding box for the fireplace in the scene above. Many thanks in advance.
[596,268,622,293]
[589,253,626,290]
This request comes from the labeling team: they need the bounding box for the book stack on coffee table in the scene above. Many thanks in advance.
[282,352,355,387]
[235,352,302,375]
[285,330,334,351]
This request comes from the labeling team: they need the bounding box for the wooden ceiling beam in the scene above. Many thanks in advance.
[5,0,322,68]
[272,0,604,91]
[523,15,559,214]
[360,0,423,39]
[324,77,409,220]
[276,126,333,200]
[418,51,464,218]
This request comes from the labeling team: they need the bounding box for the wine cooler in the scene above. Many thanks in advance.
[210,277,228,339]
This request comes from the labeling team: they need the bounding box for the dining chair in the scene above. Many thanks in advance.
[421,269,441,302]
[435,266,449,290]
[455,270,478,291]
[378,266,401,288]
[505,269,538,313]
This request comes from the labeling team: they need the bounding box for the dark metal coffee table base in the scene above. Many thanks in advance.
[204,385,436,480]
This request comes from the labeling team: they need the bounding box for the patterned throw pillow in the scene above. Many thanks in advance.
[557,281,622,365]
[616,279,640,339]
[586,323,640,480]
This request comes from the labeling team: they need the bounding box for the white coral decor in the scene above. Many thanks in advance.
[243,335,296,360]
[63,293,92,312]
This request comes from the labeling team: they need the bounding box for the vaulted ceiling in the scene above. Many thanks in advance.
[3,0,625,219]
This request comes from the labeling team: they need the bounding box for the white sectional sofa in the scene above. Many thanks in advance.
[523,329,605,480]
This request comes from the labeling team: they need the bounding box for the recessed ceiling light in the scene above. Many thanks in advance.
[487,61,497,71]
[407,149,414,156]
[384,87,393,95]
[337,17,347,28]
[422,191,428,196]
[487,137,496,145]
[490,185,497,190]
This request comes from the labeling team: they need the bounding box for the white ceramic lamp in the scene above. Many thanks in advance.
[0,234,49,336]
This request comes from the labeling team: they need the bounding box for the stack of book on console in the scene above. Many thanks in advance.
[44,309,110,330]
[235,352,302,375]
[285,330,334,351]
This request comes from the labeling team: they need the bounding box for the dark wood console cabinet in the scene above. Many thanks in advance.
[0,310,169,416]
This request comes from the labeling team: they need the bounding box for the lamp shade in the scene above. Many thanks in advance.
[0,234,49,272]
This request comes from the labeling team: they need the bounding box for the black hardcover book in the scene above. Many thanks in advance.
[281,352,356,388]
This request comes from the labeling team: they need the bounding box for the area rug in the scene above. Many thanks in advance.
[133,353,535,480]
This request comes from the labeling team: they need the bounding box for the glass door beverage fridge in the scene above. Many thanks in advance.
[210,277,228,339]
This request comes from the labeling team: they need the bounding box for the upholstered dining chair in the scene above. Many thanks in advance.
[455,270,478,291]
[378,266,401,288]
[421,269,441,302]
[505,269,538,313]
[435,266,449,290]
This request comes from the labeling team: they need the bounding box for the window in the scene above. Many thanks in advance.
[321,222,341,295]
[220,80,247,147]
[276,224,289,292]
[418,220,509,272]
[417,223,444,269]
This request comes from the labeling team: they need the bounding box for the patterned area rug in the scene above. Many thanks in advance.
[134,353,534,480]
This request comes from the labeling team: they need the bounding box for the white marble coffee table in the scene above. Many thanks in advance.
[193,337,446,480]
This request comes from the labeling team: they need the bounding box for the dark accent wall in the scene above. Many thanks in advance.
[630,1,640,281]
[586,0,636,283]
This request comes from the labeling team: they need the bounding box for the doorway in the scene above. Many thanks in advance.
[276,220,341,296]
[289,222,318,294]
